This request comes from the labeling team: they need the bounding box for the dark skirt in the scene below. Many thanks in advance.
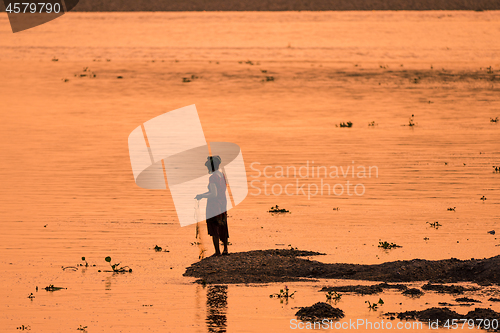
[206,212,229,240]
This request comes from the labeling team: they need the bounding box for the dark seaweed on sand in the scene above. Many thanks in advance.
[421,282,478,294]
[385,307,500,327]
[184,249,500,285]
[295,302,344,322]
[402,288,424,297]
[321,282,407,295]
[455,297,481,303]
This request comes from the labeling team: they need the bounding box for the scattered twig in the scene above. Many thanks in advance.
[366,298,384,310]
[105,256,132,273]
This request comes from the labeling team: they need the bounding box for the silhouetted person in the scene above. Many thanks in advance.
[195,156,229,256]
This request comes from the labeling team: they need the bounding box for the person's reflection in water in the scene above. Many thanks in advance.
[206,285,228,333]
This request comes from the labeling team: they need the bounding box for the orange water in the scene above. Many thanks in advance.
[0,11,499,332]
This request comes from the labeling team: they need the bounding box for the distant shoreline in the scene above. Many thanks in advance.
[2,0,499,12]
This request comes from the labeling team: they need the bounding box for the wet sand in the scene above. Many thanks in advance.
[184,249,500,284]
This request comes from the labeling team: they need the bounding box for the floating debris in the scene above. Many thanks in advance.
[406,114,416,127]
[44,284,66,291]
[378,241,402,249]
[104,256,132,273]
[77,325,87,332]
[62,266,78,271]
[16,325,31,330]
[325,291,342,301]
[270,285,295,299]
[181,74,201,82]
[337,121,353,128]
[447,207,456,211]
[268,205,289,213]
[153,245,169,252]
[74,67,97,78]
[80,256,89,267]
[427,221,442,228]
[366,298,384,310]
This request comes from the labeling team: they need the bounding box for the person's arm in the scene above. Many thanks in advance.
[195,183,217,200]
